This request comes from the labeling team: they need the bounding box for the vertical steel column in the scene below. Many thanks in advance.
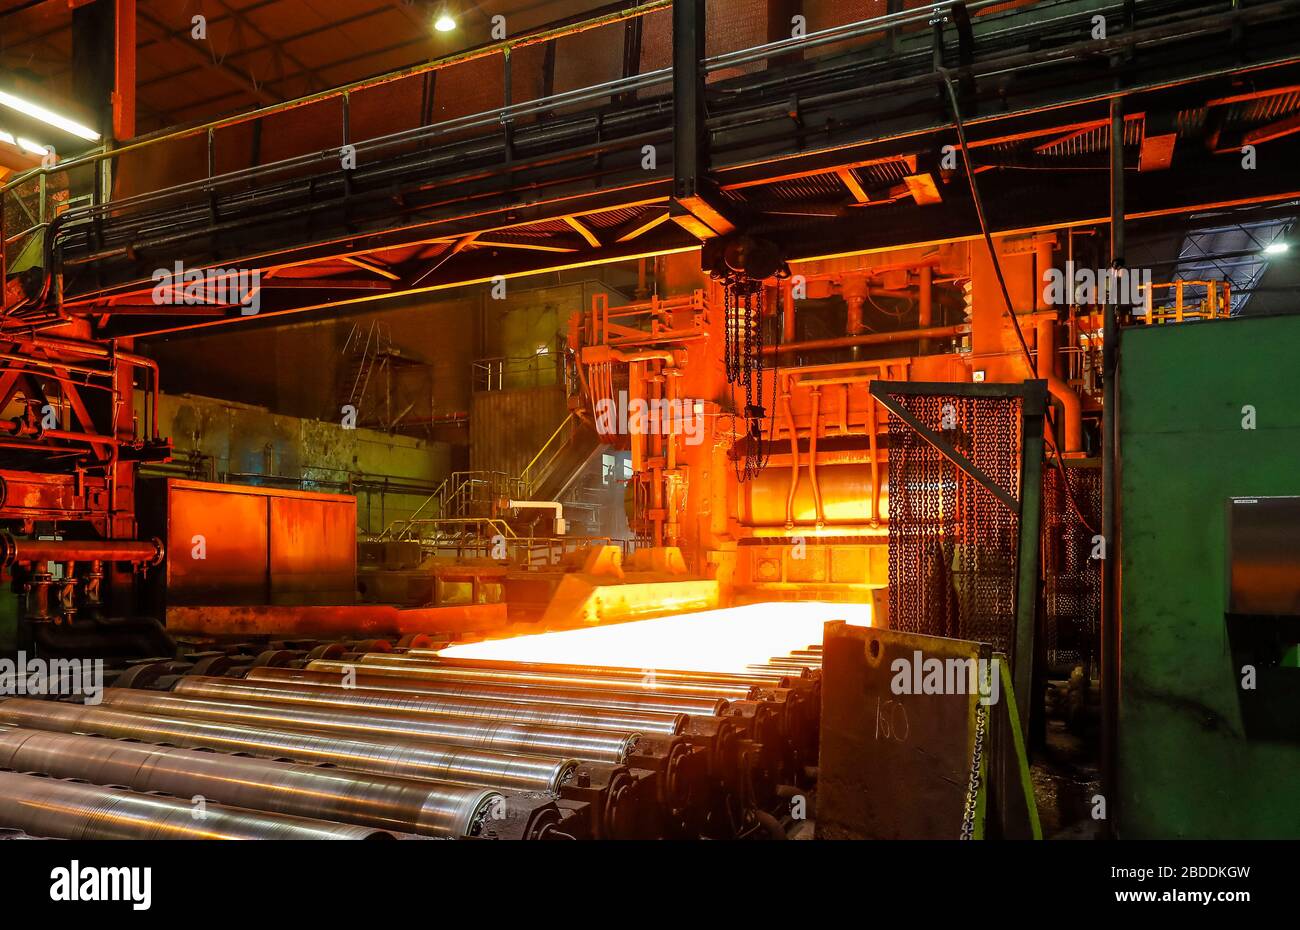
[1101,96,1125,837]
[1013,379,1048,740]
[672,0,707,206]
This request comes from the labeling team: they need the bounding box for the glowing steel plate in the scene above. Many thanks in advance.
[437,601,871,675]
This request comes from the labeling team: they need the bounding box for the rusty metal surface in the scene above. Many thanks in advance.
[164,602,507,637]
[156,482,270,605]
[818,621,986,839]
[140,478,358,614]
[269,494,357,605]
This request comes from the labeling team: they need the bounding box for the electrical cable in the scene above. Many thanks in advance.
[939,69,1098,537]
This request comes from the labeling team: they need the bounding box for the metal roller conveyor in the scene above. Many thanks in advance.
[312,658,758,701]
[764,657,822,669]
[0,701,569,795]
[175,675,685,736]
[0,768,398,841]
[0,723,502,838]
[93,687,641,764]
[397,653,794,688]
[747,665,814,676]
[246,666,730,717]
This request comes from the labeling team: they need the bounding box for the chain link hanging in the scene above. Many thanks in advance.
[723,277,771,482]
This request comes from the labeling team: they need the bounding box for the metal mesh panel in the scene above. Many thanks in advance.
[886,393,1022,653]
[1042,463,1101,672]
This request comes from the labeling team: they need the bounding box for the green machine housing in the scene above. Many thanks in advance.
[1120,312,1300,838]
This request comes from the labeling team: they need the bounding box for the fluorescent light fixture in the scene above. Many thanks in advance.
[0,131,14,146]
[16,137,50,157]
[1264,241,1290,255]
[0,90,99,142]
[434,14,456,31]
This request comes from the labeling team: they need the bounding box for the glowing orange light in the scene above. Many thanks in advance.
[437,601,871,674]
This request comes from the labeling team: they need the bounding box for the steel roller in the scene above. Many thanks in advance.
[94,687,640,763]
[0,768,397,841]
[246,665,729,717]
[398,653,795,688]
[0,722,501,838]
[311,657,757,701]
[175,674,684,736]
[0,698,576,795]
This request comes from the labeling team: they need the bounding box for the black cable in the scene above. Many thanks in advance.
[939,69,1099,537]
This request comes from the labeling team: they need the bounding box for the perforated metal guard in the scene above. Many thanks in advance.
[886,393,1023,653]
[1042,463,1101,671]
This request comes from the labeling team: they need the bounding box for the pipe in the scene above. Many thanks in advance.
[0,419,122,449]
[1035,317,1084,454]
[204,668,689,733]
[751,809,788,840]
[765,324,968,356]
[918,264,933,353]
[0,768,396,841]
[807,387,825,526]
[246,666,734,716]
[781,281,796,343]
[506,499,566,535]
[103,685,643,763]
[21,336,161,439]
[866,392,882,526]
[781,387,800,528]
[0,723,501,838]
[0,534,164,567]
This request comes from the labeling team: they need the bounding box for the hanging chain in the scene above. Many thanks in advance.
[960,701,987,840]
[723,278,770,482]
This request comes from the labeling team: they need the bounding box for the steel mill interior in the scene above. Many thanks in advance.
[0,0,1298,847]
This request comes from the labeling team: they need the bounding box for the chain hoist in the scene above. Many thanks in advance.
[706,235,790,483]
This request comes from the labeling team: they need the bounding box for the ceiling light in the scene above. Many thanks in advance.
[0,90,99,142]
[16,137,51,157]
[1264,241,1290,255]
[433,14,456,32]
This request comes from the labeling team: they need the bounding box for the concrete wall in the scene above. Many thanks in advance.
[142,276,632,446]
[140,392,449,537]
[1119,313,1300,838]
[143,290,477,430]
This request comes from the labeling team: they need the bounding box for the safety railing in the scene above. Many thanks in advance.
[377,470,524,539]
[519,412,582,498]
[370,515,630,565]
[1136,280,1233,325]
[472,351,565,392]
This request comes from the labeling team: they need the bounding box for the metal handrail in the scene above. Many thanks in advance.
[1137,280,1233,325]
[519,412,579,497]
